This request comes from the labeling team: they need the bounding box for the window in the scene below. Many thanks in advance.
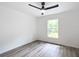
[48,19,58,39]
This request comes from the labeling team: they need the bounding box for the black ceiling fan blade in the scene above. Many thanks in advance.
[44,4,59,10]
[28,4,41,10]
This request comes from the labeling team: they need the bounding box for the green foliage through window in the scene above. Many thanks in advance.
[48,19,58,39]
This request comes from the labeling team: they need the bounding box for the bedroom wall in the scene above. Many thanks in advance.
[0,6,36,54]
[36,9,79,48]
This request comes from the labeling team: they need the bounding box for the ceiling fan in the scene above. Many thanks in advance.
[28,2,59,15]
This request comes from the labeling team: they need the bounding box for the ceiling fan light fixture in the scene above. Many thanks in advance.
[41,10,45,15]
[41,13,44,15]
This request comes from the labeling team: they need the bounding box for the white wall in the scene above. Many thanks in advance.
[0,6,36,54]
[37,9,79,48]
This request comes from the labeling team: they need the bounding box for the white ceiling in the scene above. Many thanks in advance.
[0,2,79,17]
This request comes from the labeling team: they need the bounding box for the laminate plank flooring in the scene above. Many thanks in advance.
[0,40,79,57]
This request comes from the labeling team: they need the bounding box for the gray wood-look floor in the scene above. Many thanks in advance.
[0,40,79,57]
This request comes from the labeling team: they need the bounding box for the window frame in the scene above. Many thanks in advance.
[47,19,58,39]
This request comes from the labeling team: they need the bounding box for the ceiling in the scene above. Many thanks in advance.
[0,2,79,17]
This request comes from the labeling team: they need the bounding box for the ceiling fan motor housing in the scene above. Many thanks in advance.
[41,2,45,10]
[42,2,45,5]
